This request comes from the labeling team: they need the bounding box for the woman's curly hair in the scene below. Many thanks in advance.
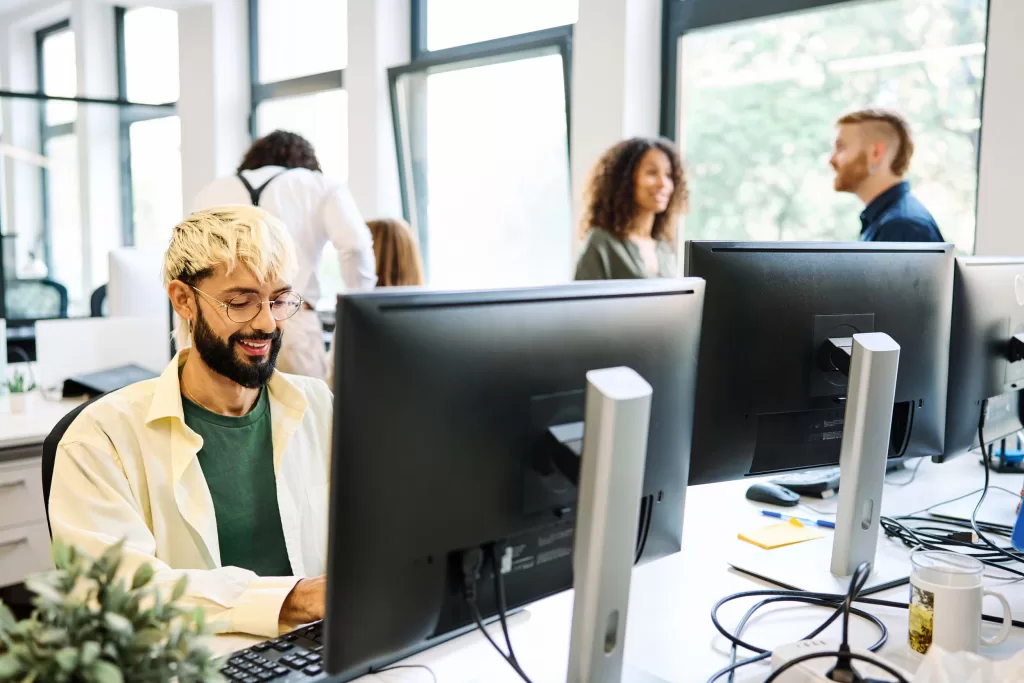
[579,137,687,244]
[238,130,322,173]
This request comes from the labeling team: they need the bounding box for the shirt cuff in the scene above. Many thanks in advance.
[230,576,302,638]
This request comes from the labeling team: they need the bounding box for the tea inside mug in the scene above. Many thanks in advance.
[911,549,984,588]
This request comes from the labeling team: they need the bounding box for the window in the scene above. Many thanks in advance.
[39,25,76,125]
[36,21,79,300]
[423,0,578,52]
[256,89,348,180]
[117,6,181,248]
[256,0,346,83]
[663,0,988,253]
[249,0,348,308]
[392,28,573,289]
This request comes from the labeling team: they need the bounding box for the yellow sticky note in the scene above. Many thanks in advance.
[738,517,825,550]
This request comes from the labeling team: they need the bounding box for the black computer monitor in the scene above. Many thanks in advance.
[939,256,1024,462]
[323,279,705,679]
[684,241,954,486]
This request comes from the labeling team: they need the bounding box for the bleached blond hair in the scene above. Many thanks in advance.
[164,205,296,347]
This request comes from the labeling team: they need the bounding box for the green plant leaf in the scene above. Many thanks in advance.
[80,640,100,666]
[34,626,67,646]
[0,601,16,632]
[51,538,72,570]
[54,646,78,672]
[24,576,65,605]
[133,627,164,647]
[0,653,24,679]
[103,612,133,638]
[171,574,188,602]
[130,563,154,590]
[91,659,124,683]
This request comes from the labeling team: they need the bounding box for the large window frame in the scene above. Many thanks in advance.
[246,0,345,143]
[659,0,991,251]
[114,5,181,247]
[660,0,856,140]
[35,19,74,272]
[391,3,573,275]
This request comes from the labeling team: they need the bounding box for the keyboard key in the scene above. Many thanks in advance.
[252,642,270,652]
[273,667,289,676]
[303,665,323,676]
[272,642,294,652]
[286,635,298,641]
[242,677,259,683]
[306,654,321,663]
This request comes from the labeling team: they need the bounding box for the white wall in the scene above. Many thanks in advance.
[973,0,1023,256]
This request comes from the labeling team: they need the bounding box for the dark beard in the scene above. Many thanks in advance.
[191,304,282,389]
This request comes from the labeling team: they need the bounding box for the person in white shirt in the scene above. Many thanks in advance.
[192,130,376,380]
[49,205,331,638]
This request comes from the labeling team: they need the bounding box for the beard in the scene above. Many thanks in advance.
[833,151,870,193]
[191,305,282,389]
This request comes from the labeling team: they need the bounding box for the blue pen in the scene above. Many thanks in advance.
[761,510,835,529]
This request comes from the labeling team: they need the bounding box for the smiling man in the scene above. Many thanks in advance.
[49,206,332,637]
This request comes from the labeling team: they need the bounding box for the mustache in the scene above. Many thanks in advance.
[230,329,282,343]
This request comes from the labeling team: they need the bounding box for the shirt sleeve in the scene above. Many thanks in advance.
[574,239,610,280]
[49,439,300,638]
[318,183,378,291]
[873,219,941,243]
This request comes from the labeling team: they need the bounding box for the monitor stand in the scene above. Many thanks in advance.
[567,367,670,683]
[730,333,909,595]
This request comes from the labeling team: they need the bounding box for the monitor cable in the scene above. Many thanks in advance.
[461,546,534,683]
[972,399,1024,568]
[707,562,899,683]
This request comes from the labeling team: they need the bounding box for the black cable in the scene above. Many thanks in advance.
[879,515,1024,579]
[371,664,438,682]
[974,401,1024,568]
[490,544,530,681]
[884,457,924,487]
[706,588,890,683]
[764,651,910,683]
[461,548,533,683]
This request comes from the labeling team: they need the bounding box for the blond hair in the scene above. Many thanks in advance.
[368,218,425,287]
[164,205,296,347]
[836,109,914,177]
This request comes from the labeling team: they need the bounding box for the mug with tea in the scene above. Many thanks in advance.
[908,550,1012,655]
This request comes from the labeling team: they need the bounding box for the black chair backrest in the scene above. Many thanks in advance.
[90,284,108,317]
[6,279,69,320]
[42,393,107,534]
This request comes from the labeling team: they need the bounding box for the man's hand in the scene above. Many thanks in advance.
[280,576,327,625]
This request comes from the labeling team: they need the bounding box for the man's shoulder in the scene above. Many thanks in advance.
[60,379,161,447]
[271,372,333,413]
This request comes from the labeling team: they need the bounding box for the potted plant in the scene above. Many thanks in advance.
[4,370,35,414]
[0,538,224,682]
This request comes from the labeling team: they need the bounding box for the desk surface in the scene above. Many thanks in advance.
[0,391,85,453]
[212,455,1024,682]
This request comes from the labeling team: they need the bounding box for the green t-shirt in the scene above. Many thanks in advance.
[182,389,293,577]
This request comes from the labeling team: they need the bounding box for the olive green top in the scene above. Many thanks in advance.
[573,227,678,281]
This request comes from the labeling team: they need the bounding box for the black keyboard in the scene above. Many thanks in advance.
[221,622,331,682]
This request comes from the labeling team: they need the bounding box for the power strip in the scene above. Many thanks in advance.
[770,639,913,682]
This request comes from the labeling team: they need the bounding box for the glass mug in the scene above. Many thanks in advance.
[908,550,1012,655]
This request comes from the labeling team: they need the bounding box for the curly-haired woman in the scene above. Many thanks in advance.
[574,137,688,280]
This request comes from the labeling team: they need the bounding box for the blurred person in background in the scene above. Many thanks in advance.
[830,109,944,243]
[368,218,425,288]
[574,137,688,280]
[193,131,376,379]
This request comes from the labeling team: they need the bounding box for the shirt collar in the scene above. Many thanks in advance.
[860,180,911,230]
[145,347,308,426]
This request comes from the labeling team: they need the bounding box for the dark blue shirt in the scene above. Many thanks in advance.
[859,181,944,243]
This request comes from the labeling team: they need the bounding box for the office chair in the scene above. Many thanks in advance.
[6,278,69,320]
[90,284,107,317]
[41,393,106,534]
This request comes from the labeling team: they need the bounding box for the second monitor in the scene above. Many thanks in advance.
[685,241,954,485]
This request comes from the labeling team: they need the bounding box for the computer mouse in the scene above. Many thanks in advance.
[745,482,800,507]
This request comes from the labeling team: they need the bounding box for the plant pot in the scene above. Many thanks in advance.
[8,392,26,414]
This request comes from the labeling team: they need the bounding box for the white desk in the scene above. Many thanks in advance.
[0,391,85,455]
[212,456,1024,682]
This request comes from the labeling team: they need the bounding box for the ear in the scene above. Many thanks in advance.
[167,281,195,324]
[869,139,889,167]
